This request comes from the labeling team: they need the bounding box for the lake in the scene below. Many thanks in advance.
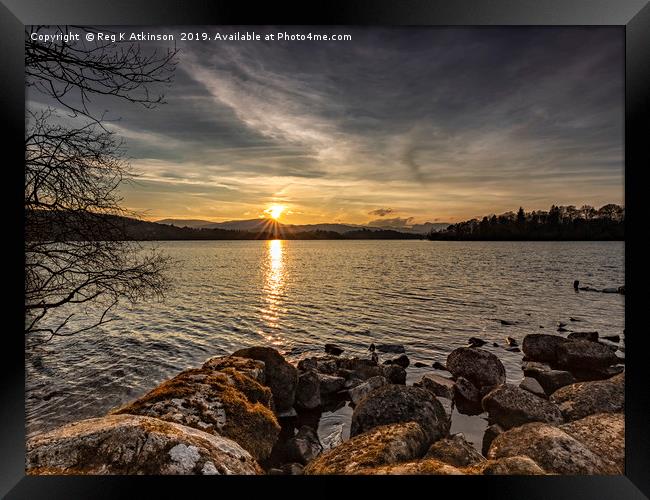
[26,240,625,449]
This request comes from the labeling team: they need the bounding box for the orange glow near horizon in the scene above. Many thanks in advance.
[265,205,286,220]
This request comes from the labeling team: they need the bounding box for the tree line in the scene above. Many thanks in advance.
[426,204,624,241]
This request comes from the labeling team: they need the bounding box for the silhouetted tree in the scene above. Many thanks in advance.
[427,203,624,241]
[25,26,178,344]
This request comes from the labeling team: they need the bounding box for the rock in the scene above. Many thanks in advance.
[295,370,321,410]
[550,373,624,421]
[358,458,464,475]
[348,376,388,405]
[602,335,621,343]
[232,346,298,412]
[351,385,450,445]
[446,347,506,390]
[567,331,599,342]
[492,342,499,347]
[519,377,546,398]
[558,322,567,328]
[569,317,582,322]
[560,413,624,474]
[415,374,455,400]
[556,340,619,370]
[387,354,410,368]
[481,384,563,430]
[506,337,518,347]
[506,347,521,352]
[298,355,339,375]
[26,414,262,475]
[111,367,279,461]
[279,463,304,475]
[368,343,376,352]
[317,373,345,395]
[469,456,545,475]
[277,408,297,418]
[303,422,428,474]
[468,337,487,347]
[202,355,266,384]
[481,424,504,456]
[382,364,407,384]
[500,320,516,326]
[376,343,405,354]
[522,362,577,395]
[522,334,570,363]
[425,434,485,466]
[454,377,480,402]
[337,357,383,380]
[324,343,344,356]
[413,361,428,368]
[487,422,618,474]
[432,361,448,371]
[285,425,323,465]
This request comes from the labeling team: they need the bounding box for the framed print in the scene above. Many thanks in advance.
[1,0,649,498]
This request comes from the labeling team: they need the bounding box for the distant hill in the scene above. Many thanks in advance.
[155,218,448,235]
[27,211,423,241]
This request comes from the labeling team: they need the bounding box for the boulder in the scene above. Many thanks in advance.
[351,385,450,445]
[522,334,569,363]
[232,346,298,412]
[295,370,321,410]
[111,367,279,461]
[468,456,546,475]
[522,362,576,394]
[567,331,599,342]
[481,423,504,456]
[303,422,428,474]
[560,413,624,474]
[519,377,546,398]
[337,357,383,380]
[556,340,620,370]
[382,364,407,384]
[550,373,624,421]
[387,354,410,368]
[285,425,323,465]
[425,434,485,467]
[376,343,406,354]
[481,384,563,430]
[202,355,266,384]
[415,374,455,400]
[297,355,338,375]
[358,458,464,475]
[446,347,506,390]
[26,414,262,475]
[317,373,345,395]
[348,376,388,405]
[324,343,344,356]
[454,376,480,402]
[487,422,618,474]
[602,335,621,343]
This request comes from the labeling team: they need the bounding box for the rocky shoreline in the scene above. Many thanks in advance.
[26,331,624,475]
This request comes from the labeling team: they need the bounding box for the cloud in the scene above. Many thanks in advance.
[368,216,415,228]
[26,26,624,223]
[368,208,394,216]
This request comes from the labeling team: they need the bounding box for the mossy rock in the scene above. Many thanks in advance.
[111,367,279,461]
[304,422,428,474]
[26,414,262,475]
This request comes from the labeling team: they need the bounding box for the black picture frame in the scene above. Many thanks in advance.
[2,1,648,498]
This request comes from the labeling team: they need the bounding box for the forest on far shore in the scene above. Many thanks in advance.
[427,204,624,241]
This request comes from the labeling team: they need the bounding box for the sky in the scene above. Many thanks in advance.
[27,27,624,226]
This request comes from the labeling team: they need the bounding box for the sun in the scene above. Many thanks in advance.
[266,205,285,220]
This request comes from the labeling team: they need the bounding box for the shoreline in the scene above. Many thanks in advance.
[26,329,624,475]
